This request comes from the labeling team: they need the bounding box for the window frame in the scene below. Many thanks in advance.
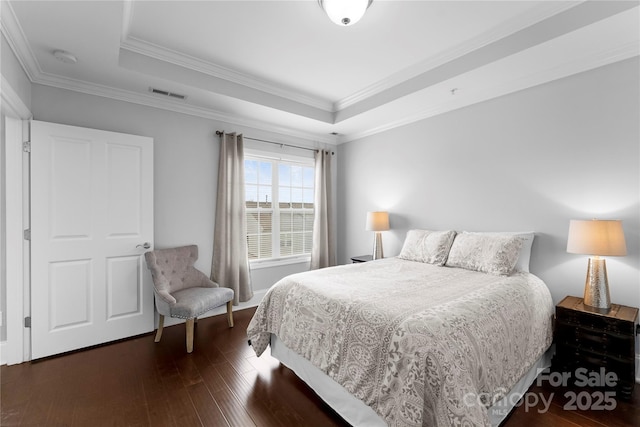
[244,149,315,268]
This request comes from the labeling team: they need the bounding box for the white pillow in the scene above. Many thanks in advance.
[398,229,456,266]
[445,232,524,276]
[475,232,535,272]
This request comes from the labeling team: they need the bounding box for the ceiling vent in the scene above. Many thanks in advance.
[149,87,187,100]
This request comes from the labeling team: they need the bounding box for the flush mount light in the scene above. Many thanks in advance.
[53,50,77,64]
[319,0,372,26]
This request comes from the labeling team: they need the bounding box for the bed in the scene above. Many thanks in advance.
[247,230,554,427]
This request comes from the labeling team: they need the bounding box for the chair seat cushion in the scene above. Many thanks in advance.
[170,287,234,319]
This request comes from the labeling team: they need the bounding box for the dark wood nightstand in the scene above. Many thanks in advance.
[350,255,373,263]
[553,295,638,400]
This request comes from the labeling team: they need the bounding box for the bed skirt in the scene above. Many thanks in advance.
[270,334,554,427]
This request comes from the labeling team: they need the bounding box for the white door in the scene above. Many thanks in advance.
[30,120,154,359]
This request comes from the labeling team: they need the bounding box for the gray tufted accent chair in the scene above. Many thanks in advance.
[144,245,234,353]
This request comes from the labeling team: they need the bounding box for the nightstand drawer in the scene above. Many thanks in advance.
[555,324,635,357]
[556,306,636,335]
[555,342,634,364]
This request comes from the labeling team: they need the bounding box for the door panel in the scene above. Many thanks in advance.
[50,137,93,239]
[49,259,92,330]
[31,120,154,359]
[106,256,142,318]
[106,143,141,236]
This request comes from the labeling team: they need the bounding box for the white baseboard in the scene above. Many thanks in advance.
[0,290,268,366]
[161,288,268,328]
[0,341,7,365]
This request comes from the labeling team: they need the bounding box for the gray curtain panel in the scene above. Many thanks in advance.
[211,132,253,303]
[311,149,336,269]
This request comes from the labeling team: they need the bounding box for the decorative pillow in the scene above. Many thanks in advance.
[477,232,535,272]
[398,229,456,266]
[445,232,524,276]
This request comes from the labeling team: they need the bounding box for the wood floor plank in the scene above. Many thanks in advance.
[45,393,76,427]
[0,363,27,385]
[18,387,53,426]
[140,366,176,427]
[186,382,229,426]
[163,386,203,427]
[209,383,258,427]
[243,362,349,427]
[0,402,27,426]
[174,354,205,388]
[546,387,639,427]
[223,349,259,375]
[217,361,308,427]
[2,306,638,427]
[0,372,32,409]
[190,350,227,394]
[523,383,640,427]
[157,360,204,426]
[196,339,229,366]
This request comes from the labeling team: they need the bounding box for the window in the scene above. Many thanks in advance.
[245,154,314,261]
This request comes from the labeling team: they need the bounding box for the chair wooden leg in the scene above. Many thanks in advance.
[227,300,234,328]
[155,315,164,343]
[186,318,195,353]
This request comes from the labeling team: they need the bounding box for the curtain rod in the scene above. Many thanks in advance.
[215,131,334,155]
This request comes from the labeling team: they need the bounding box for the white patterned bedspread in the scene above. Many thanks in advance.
[247,258,553,427]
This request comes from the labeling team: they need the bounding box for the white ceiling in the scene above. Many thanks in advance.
[2,1,639,144]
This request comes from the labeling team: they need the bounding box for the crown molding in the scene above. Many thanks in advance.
[342,40,640,144]
[119,37,333,113]
[334,1,581,111]
[0,1,41,81]
[29,70,336,145]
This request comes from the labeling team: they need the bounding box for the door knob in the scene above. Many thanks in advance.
[136,242,151,249]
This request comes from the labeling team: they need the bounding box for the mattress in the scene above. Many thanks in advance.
[247,257,554,427]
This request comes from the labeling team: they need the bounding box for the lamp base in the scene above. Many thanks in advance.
[583,257,611,312]
[372,232,384,260]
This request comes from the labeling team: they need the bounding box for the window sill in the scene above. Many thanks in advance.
[249,256,311,270]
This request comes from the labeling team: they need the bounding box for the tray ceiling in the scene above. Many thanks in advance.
[2,1,638,144]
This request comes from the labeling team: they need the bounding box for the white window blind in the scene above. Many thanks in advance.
[245,154,314,261]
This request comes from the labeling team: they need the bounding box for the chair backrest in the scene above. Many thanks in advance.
[144,245,205,294]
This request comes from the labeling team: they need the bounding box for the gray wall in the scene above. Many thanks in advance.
[30,84,315,299]
[337,57,640,310]
[1,32,33,343]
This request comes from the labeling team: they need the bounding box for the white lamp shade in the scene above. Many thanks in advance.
[366,211,389,231]
[320,0,371,26]
[567,219,627,256]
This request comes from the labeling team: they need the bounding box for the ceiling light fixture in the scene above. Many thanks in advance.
[53,50,77,64]
[319,0,372,26]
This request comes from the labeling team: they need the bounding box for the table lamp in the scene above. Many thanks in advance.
[366,211,389,260]
[566,219,627,312]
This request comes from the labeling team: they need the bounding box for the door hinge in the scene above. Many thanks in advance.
[24,316,31,328]
[23,141,31,153]
[23,229,31,240]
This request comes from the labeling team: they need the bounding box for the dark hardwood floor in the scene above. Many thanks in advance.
[2,307,638,426]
